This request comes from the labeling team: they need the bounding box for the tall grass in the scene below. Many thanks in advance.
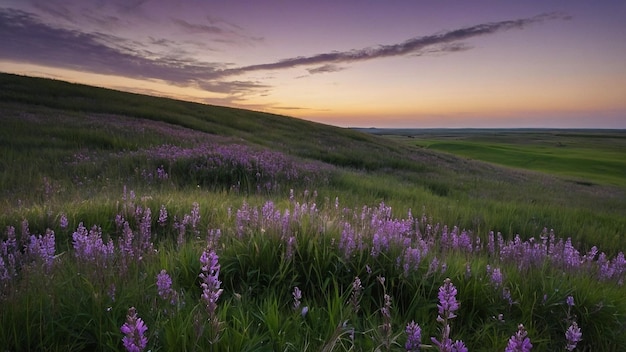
[2,190,625,350]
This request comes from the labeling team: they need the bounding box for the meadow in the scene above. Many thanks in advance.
[364,128,626,189]
[1,73,625,351]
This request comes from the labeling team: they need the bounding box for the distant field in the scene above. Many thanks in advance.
[374,129,626,189]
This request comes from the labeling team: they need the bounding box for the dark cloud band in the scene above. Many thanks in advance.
[219,12,569,77]
[0,7,568,97]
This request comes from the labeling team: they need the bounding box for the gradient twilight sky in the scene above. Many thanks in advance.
[1,1,625,128]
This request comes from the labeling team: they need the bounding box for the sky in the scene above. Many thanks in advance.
[1,0,625,128]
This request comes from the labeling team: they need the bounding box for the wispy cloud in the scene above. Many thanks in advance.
[0,9,222,81]
[307,64,346,75]
[0,6,569,104]
[172,18,225,35]
[219,12,570,77]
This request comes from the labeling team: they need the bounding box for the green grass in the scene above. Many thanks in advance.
[407,131,626,188]
[1,73,626,351]
[426,140,624,187]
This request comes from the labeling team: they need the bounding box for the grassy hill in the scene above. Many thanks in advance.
[1,72,625,350]
[1,73,624,249]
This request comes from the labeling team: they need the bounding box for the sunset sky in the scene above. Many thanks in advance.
[1,0,625,128]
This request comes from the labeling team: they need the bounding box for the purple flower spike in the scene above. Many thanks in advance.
[293,286,302,309]
[505,324,532,352]
[565,322,582,351]
[156,269,177,304]
[199,248,223,318]
[566,296,575,307]
[405,320,421,351]
[120,307,148,352]
[437,278,459,322]
[59,213,69,229]
[452,340,468,352]
[156,270,172,298]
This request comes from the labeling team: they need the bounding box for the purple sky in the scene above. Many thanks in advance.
[1,0,625,128]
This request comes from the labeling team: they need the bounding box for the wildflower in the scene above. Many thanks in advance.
[285,236,296,261]
[301,306,309,318]
[350,276,363,313]
[156,165,169,180]
[490,267,503,288]
[566,296,575,307]
[565,322,582,351]
[505,324,532,352]
[120,307,148,352]
[405,321,421,352]
[72,223,114,268]
[452,340,468,352]
[156,269,175,304]
[293,286,302,310]
[381,293,392,348]
[437,278,459,322]
[59,213,69,229]
[432,279,466,352]
[0,256,9,284]
[158,205,168,227]
[190,202,200,235]
[502,287,514,306]
[198,246,223,341]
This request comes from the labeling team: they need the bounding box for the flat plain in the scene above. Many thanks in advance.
[367,128,626,188]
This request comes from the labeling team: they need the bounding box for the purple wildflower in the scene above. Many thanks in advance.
[503,287,514,306]
[437,278,459,322]
[190,202,200,235]
[566,296,575,307]
[452,340,468,352]
[285,236,296,261]
[565,322,582,351]
[491,267,503,288]
[59,213,69,230]
[199,247,223,322]
[350,276,363,313]
[26,230,56,270]
[405,321,421,351]
[0,256,9,285]
[432,279,466,352]
[156,269,173,301]
[120,307,148,352]
[505,324,532,352]
[381,293,392,348]
[72,223,114,268]
[158,205,168,227]
[137,208,153,255]
[293,286,302,310]
[156,165,169,180]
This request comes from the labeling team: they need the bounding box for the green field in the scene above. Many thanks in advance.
[370,129,626,188]
[1,73,626,351]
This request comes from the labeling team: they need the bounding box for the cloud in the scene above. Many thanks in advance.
[0,7,569,104]
[307,64,346,74]
[172,18,225,35]
[219,12,569,77]
[0,8,222,82]
[171,16,263,46]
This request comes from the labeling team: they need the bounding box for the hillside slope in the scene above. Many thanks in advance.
[1,72,624,251]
